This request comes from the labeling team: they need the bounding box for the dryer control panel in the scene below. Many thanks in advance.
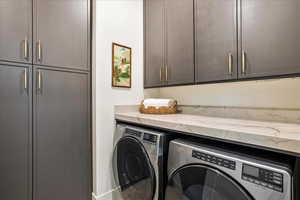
[242,164,283,192]
[192,150,236,170]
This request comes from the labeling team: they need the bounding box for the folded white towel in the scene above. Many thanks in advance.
[142,98,176,109]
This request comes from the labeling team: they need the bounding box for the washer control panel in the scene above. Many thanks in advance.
[143,133,157,144]
[125,128,142,138]
[242,164,283,192]
[192,150,236,170]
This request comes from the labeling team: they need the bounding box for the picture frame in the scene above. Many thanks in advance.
[112,43,132,88]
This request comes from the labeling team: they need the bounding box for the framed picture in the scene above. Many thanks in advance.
[112,43,132,88]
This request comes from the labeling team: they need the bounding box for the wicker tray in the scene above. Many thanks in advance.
[139,100,177,114]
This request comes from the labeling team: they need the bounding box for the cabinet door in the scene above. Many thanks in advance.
[144,0,165,88]
[33,0,89,70]
[0,0,32,63]
[34,68,90,200]
[240,0,300,78]
[166,0,194,85]
[195,0,237,83]
[0,63,32,200]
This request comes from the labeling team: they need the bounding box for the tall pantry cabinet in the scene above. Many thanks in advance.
[0,0,32,64]
[33,0,89,69]
[0,1,91,200]
[0,63,32,200]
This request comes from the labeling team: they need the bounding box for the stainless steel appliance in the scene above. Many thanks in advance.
[113,124,173,200]
[165,139,293,200]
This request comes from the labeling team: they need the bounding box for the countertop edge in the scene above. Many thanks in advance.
[115,113,300,155]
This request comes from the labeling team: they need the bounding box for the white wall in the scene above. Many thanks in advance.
[158,77,300,109]
[93,0,300,199]
[93,0,158,199]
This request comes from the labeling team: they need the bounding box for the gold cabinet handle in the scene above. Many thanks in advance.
[242,50,246,74]
[37,70,42,93]
[24,68,28,90]
[165,66,168,81]
[24,38,28,60]
[37,40,42,62]
[228,53,233,75]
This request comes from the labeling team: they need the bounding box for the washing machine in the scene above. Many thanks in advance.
[113,124,174,200]
[165,139,293,200]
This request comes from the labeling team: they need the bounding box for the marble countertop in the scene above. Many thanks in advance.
[115,110,300,155]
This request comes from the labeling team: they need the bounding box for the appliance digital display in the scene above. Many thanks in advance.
[243,164,259,178]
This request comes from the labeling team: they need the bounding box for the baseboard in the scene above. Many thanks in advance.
[92,187,121,200]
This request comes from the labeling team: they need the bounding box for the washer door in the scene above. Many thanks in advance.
[113,137,156,200]
[165,165,253,200]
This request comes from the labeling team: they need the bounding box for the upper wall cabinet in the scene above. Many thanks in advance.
[33,0,89,70]
[0,0,32,64]
[145,0,300,87]
[144,0,165,88]
[239,0,300,78]
[165,0,194,85]
[144,0,194,88]
[195,0,238,83]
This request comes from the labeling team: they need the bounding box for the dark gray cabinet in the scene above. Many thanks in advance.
[195,0,238,83]
[33,68,90,200]
[0,63,32,200]
[239,0,300,78]
[0,0,89,70]
[144,0,194,87]
[0,1,91,200]
[145,0,300,87]
[33,0,89,70]
[0,0,32,64]
[144,0,165,88]
[166,0,194,85]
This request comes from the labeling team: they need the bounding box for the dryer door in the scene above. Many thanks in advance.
[113,137,156,200]
[165,165,253,200]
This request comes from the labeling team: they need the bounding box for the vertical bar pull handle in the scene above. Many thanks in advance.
[160,67,163,82]
[242,50,246,74]
[165,65,168,81]
[38,70,42,92]
[37,40,42,62]
[24,68,28,90]
[228,53,233,75]
[24,38,28,60]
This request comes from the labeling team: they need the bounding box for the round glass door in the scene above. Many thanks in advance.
[165,165,253,200]
[114,137,156,200]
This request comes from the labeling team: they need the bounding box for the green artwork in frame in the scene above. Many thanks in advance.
[112,43,132,88]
